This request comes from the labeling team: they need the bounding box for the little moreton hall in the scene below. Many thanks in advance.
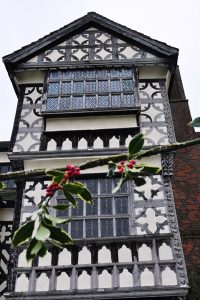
[0,12,200,300]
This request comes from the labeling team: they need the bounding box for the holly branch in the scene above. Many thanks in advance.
[0,118,199,261]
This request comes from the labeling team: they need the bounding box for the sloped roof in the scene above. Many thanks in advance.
[3,12,178,64]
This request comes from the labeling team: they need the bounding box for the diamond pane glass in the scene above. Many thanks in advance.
[50,71,61,79]
[123,94,135,106]
[85,70,96,78]
[71,200,83,216]
[97,69,109,78]
[100,178,112,194]
[110,69,120,78]
[85,179,98,194]
[48,83,59,94]
[122,80,134,92]
[86,198,98,215]
[61,82,71,94]
[115,197,128,214]
[98,95,109,107]
[75,70,85,79]
[111,80,121,92]
[71,96,84,109]
[73,81,84,93]
[111,95,121,107]
[63,71,74,79]
[71,220,83,238]
[46,98,58,111]
[113,179,127,193]
[60,97,70,110]
[86,219,98,238]
[86,81,96,93]
[122,68,133,77]
[101,197,112,215]
[116,218,129,236]
[98,81,109,92]
[85,96,96,109]
[101,219,113,237]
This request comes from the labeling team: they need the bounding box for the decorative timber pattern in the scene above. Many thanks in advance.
[0,221,12,300]
[13,86,44,152]
[27,28,159,64]
[139,80,176,146]
[9,176,187,295]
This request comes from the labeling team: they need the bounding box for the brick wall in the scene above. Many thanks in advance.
[170,68,200,273]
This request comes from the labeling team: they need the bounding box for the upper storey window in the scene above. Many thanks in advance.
[43,67,139,112]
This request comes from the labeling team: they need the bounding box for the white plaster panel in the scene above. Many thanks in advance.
[46,115,137,131]
[27,56,38,63]
[0,209,14,221]
[0,153,9,163]
[119,46,138,58]
[24,154,161,173]
[44,50,65,62]
[15,71,44,84]
[139,67,168,80]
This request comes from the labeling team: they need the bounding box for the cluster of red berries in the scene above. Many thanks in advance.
[61,164,80,184]
[117,159,136,174]
[46,181,61,197]
[46,164,80,197]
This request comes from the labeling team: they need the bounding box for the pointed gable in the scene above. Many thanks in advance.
[25,27,159,64]
[3,12,178,66]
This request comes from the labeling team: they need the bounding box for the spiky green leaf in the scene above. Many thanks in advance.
[35,224,50,241]
[62,187,76,206]
[26,238,47,261]
[51,204,71,210]
[46,224,72,246]
[188,117,200,128]
[63,182,93,204]
[12,221,35,247]
[128,133,144,156]
[45,169,65,182]
[112,176,126,194]
[44,214,70,225]
[0,182,5,191]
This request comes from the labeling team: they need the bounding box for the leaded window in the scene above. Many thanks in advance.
[0,165,15,189]
[44,68,138,112]
[56,178,132,239]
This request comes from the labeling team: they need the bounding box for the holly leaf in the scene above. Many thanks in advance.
[63,182,93,204]
[45,169,65,182]
[107,161,116,177]
[35,224,50,242]
[0,182,5,191]
[44,214,70,225]
[188,117,200,128]
[46,224,72,246]
[127,171,146,186]
[135,165,161,174]
[62,187,76,206]
[26,238,47,261]
[112,176,126,194]
[12,221,35,247]
[51,204,71,210]
[128,133,144,156]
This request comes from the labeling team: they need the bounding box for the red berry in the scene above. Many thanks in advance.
[120,160,125,165]
[127,163,133,169]
[130,160,136,165]
[117,165,122,170]
[118,168,124,174]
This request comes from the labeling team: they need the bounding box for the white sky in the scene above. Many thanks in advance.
[0,0,200,141]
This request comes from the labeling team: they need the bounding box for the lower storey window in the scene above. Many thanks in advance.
[56,178,132,239]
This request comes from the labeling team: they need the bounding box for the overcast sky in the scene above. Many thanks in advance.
[0,0,200,141]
